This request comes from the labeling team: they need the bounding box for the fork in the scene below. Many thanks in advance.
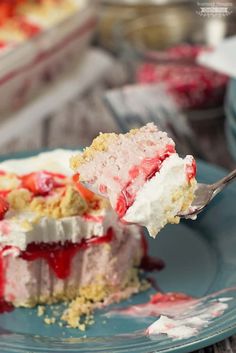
[179,169,236,218]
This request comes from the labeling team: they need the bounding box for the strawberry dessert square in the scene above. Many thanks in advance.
[0,150,144,316]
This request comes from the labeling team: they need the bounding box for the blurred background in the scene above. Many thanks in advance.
[0,0,235,169]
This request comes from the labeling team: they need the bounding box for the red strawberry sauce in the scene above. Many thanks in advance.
[116,146,196,218]
[20,228,114,279]
[0,299,14,313]
[110,291,193,318]
[140,233,165,272]
[0,228,114,311]
[116,145,176,218]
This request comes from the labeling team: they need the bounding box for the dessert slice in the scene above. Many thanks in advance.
[71,123,197,237]
[0,150,143,310]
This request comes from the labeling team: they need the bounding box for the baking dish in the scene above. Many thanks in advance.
[0,0,98,119]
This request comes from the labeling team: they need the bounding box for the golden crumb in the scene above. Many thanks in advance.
[0,22,26,41]
[84,313,95,327]
[79,282,108,302]
[167,215,180,224]
[0,174,21,190]
[61,295,95,329]
[167,181,196,226]
[29,186,88,220]
[70,128,140,170]
[60,186,88,217]
[128,128,139,135]
[61,270,145,330]
[77,323,86,331]
[180,180,197,212]
[30,195,60,219]
[44,317,56,325]
[37,305,46,317]
[7,189,32,210]
[5,174,101,220]
[70,133,116,170]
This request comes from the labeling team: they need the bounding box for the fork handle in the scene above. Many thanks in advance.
[211,168,236,196]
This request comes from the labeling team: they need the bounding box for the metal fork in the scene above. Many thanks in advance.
[179,169,236,218]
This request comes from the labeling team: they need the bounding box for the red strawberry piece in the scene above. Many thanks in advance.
[21,172,54,196]
[0,196,9,220]
[0,190,11,198]
[116,193,128,218]
[150,292,192,304]
[186,159,197,182]
[42,171,66,188]
[75,181,95,202]
[72,173,95,202]
[116,187,135,218]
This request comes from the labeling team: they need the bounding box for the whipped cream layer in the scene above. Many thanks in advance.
[123,154,196,237]
[0,149,75,176]
[0,150,135,252]
[0,208,121,252]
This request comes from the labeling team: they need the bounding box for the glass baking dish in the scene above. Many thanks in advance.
[0,0,98,119]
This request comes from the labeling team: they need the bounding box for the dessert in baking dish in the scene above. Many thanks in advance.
[0,150,143,309]
[0,0,84,53]
[0,0,96,118]
[71,123,197,237]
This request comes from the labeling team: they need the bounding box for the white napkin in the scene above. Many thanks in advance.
[197,36,236,78]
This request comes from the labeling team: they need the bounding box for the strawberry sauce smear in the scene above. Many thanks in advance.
[0,299,14,313]
[116,145,176,218]
[20,171,67,196]
[20,228,114,279]
[140,233,165,272]
[108,292,194,318]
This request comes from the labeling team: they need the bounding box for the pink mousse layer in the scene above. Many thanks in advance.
[2,226,142,307]
[77,123,178,217]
